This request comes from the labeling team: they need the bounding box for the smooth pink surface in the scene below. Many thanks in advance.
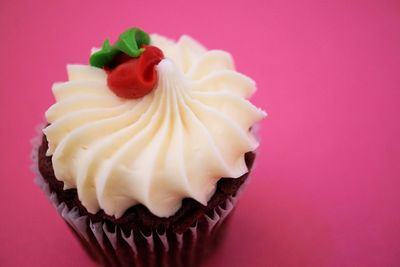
[1,0,400,266]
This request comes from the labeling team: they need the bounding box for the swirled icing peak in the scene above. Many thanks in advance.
[44,34,266,218]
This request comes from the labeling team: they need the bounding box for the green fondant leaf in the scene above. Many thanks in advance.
[114,28,150,57]
[89,27,150,68]
[89,39,119,68]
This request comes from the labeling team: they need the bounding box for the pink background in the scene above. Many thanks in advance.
[1,0,400,266]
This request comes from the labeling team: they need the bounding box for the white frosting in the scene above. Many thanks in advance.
[44,34,266,218]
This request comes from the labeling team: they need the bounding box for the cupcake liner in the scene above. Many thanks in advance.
[31,124,245,267]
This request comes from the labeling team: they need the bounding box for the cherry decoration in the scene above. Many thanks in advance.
[107,46,164,99]
[89,28,164,99]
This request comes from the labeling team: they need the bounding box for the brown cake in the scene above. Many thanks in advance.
[34,27,266,267]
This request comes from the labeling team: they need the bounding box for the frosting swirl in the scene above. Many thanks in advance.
[44,34,266,218]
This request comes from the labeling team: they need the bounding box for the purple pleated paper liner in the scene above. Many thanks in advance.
[34,171,237,267]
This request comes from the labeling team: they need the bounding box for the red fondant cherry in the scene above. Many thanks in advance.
[107,45,164,99]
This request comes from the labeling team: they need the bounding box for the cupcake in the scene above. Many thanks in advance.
[33,27,266,267]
